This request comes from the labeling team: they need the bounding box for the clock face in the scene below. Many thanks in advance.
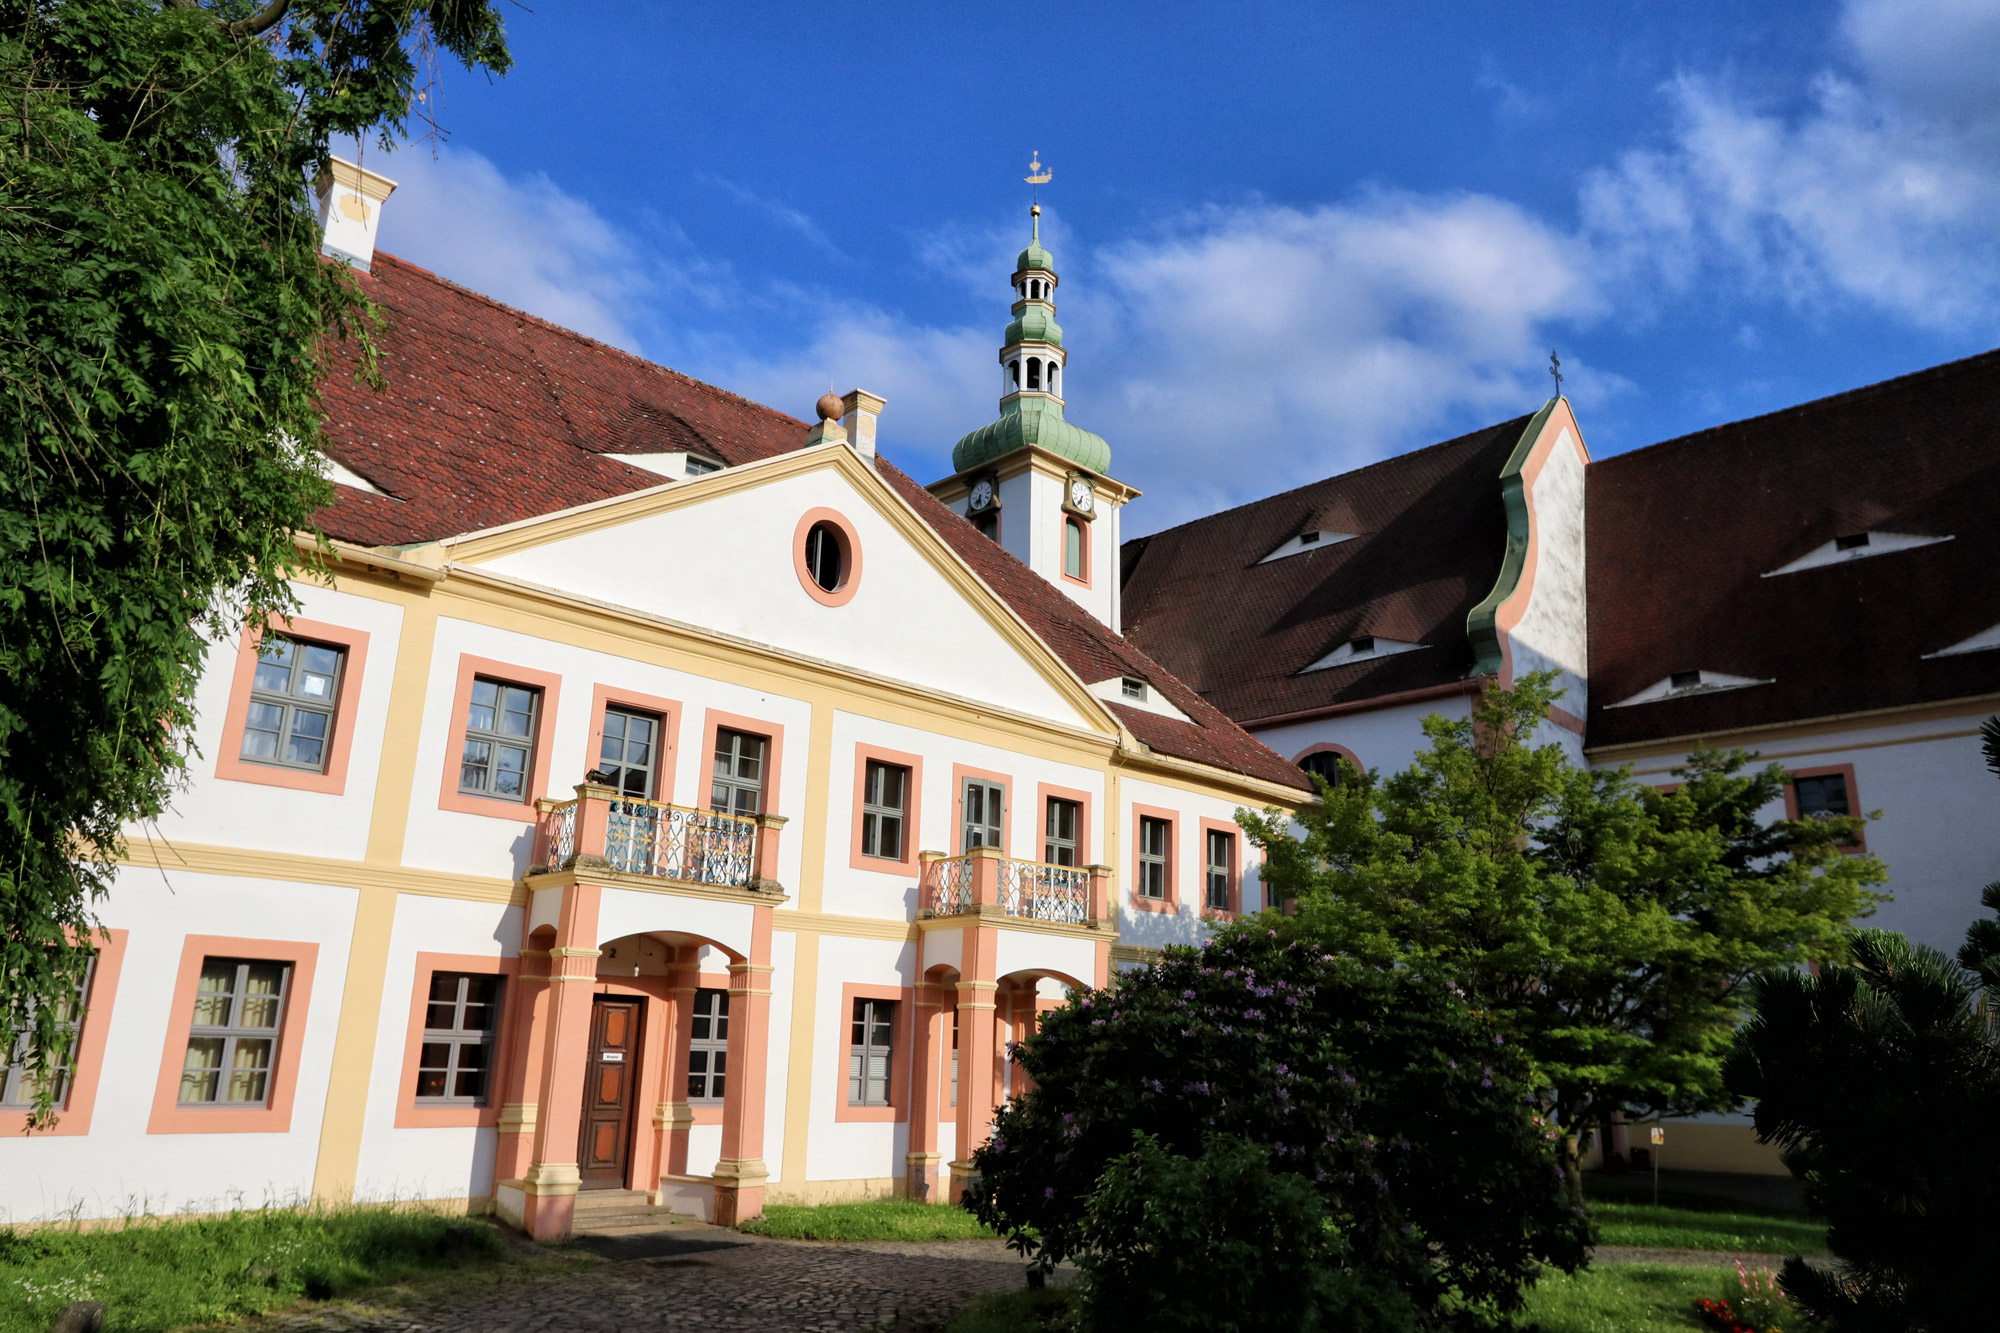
[969,478,994,511]
[1068,477,1094,513]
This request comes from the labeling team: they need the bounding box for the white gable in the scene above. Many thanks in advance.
[1608,669,1773,708]
[465,462,1098,729]
[1300,636,1426,672]
[1257,530,1355,563]
[1923,622,2000,658]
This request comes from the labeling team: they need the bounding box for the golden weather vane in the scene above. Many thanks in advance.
[1025,151,1052,186]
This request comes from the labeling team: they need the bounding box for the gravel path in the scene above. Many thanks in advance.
[246,1229,1036,1333]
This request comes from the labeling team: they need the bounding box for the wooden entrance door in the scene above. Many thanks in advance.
[578,997,641,1188]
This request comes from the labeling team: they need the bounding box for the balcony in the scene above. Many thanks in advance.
[919,847,1112,929]
[532,783,786,897]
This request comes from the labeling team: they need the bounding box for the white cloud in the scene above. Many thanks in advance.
[1582,0,2000,331]
[344,0,2000,535]
[367,146,660,352]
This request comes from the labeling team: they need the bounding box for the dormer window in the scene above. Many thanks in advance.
[1350,635,1375,655]
[684,456,721,477]
[1833,533,1869,551]
[1764,529,1951,577]
[1299,532,1320,546]
[1257,530,1356,564]
[1121,677,1147,701]
[1669,669,1701,690]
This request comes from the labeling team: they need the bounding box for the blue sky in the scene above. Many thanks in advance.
[364,0,2000,533]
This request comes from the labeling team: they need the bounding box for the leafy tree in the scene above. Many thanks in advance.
[964,930,1590,1329]
[0,0,508,1119]
[1240,674,1888,1201]
[1725,919,2000,1332]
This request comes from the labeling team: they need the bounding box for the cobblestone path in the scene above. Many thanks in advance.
[252,1230,1038,1333]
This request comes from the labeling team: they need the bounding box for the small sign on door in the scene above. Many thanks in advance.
[1649,1127,1665,1145]
[602,1051,624,1062]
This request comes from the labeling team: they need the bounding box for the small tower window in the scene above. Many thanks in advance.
[1027,358,1042,390]
[1064,515,1085,579]
[1049,364,1060,395]
[1010,359,1020,387]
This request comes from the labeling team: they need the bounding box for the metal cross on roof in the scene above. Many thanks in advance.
[1549,349,1563,396]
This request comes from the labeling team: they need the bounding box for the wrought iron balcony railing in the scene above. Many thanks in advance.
[920,848,1110,927]
[533,783,785,895]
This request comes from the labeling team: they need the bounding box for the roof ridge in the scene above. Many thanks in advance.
[1602,343,2000,466]
[369,251,810,432]
[1129,412,1531,542]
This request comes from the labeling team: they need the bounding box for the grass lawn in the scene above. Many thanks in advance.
[1590,1201,1826,1254]
[0,1206,521,1333]
[1520,1264,1733,1332]
[943,1287,1074,1333]
[739,1199,994,1242]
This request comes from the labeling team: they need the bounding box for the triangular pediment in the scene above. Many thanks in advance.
[437,446,1111,731]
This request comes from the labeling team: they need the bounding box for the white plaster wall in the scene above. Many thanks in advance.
[1507,429,1590,714]
[2,870,356,1223]
[400,617,813,884]
[595,887,755,961]
[804,934,918,1181]
[1252,694,1476,787]
[1622,712,2000,954]
[1113,776,1267,951]
[149,583,405,861]
[474,466,1089,728]
[819,710,1107,922]
[685,1124,724,1178]
[994,930,1096,989]
[351,895,522,1203]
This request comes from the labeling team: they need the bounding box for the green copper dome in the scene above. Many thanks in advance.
[1016,241,1055,273]
[1004,303,1063,347]
[952,399,1110,474]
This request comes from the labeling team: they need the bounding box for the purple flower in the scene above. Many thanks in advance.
[1447,1060,1457,1069]
[1275,1063,1289,1076]
[1045,1187,1056,1199]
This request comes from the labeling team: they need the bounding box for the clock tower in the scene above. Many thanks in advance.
[929,200,1137,630]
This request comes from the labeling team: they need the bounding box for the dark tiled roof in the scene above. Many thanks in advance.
[317,253,809,546]
[1586,348,2000,748]
[313,254,1308,792]
[1117,419,1524,725]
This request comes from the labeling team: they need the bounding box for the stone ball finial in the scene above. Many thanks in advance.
[815,392,844,422]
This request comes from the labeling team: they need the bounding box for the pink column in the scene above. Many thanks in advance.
[905,962,951,1202]
[713,904,775,1225]
[949,923,999,1203]
[630,986,672,1194]
[752,814,788,890]
[519,881,602,1242]
[1086,863,1112,927]
[664,947,699,1177]
[494,941,552,1183]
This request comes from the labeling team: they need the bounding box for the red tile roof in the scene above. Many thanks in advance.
[1585,347,2000,748]
[1117,419,1523,725]
[314,253,1308,792]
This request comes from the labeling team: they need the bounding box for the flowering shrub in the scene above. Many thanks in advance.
[1694,1264,1795,1333]
[964,931,1590,1326]
[1075,1131,1420,1332]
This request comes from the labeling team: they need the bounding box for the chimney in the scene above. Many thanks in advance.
[840,389,885,465]
[315,157,398,273]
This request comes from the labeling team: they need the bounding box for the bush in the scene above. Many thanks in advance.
[1074,1131,1418,1333]
[1726,924,2000,1331]
[965,930,1590,1327]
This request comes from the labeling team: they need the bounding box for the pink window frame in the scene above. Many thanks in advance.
[147,934,320,1135]
[1130,804,1179,913]
[587,683,683,803]
[850,743,925,874]
[0,928,130,1137]
[435,654,564,821]
[393,951,523,1129]
[213,614,372,795]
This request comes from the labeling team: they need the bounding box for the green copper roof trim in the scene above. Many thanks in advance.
[1465,397,1562,677]
[951,398,1112,474]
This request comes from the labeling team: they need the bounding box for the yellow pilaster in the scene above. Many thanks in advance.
[310,592,439,1201]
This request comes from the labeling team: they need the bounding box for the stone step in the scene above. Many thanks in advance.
[572,1188,651,1214]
